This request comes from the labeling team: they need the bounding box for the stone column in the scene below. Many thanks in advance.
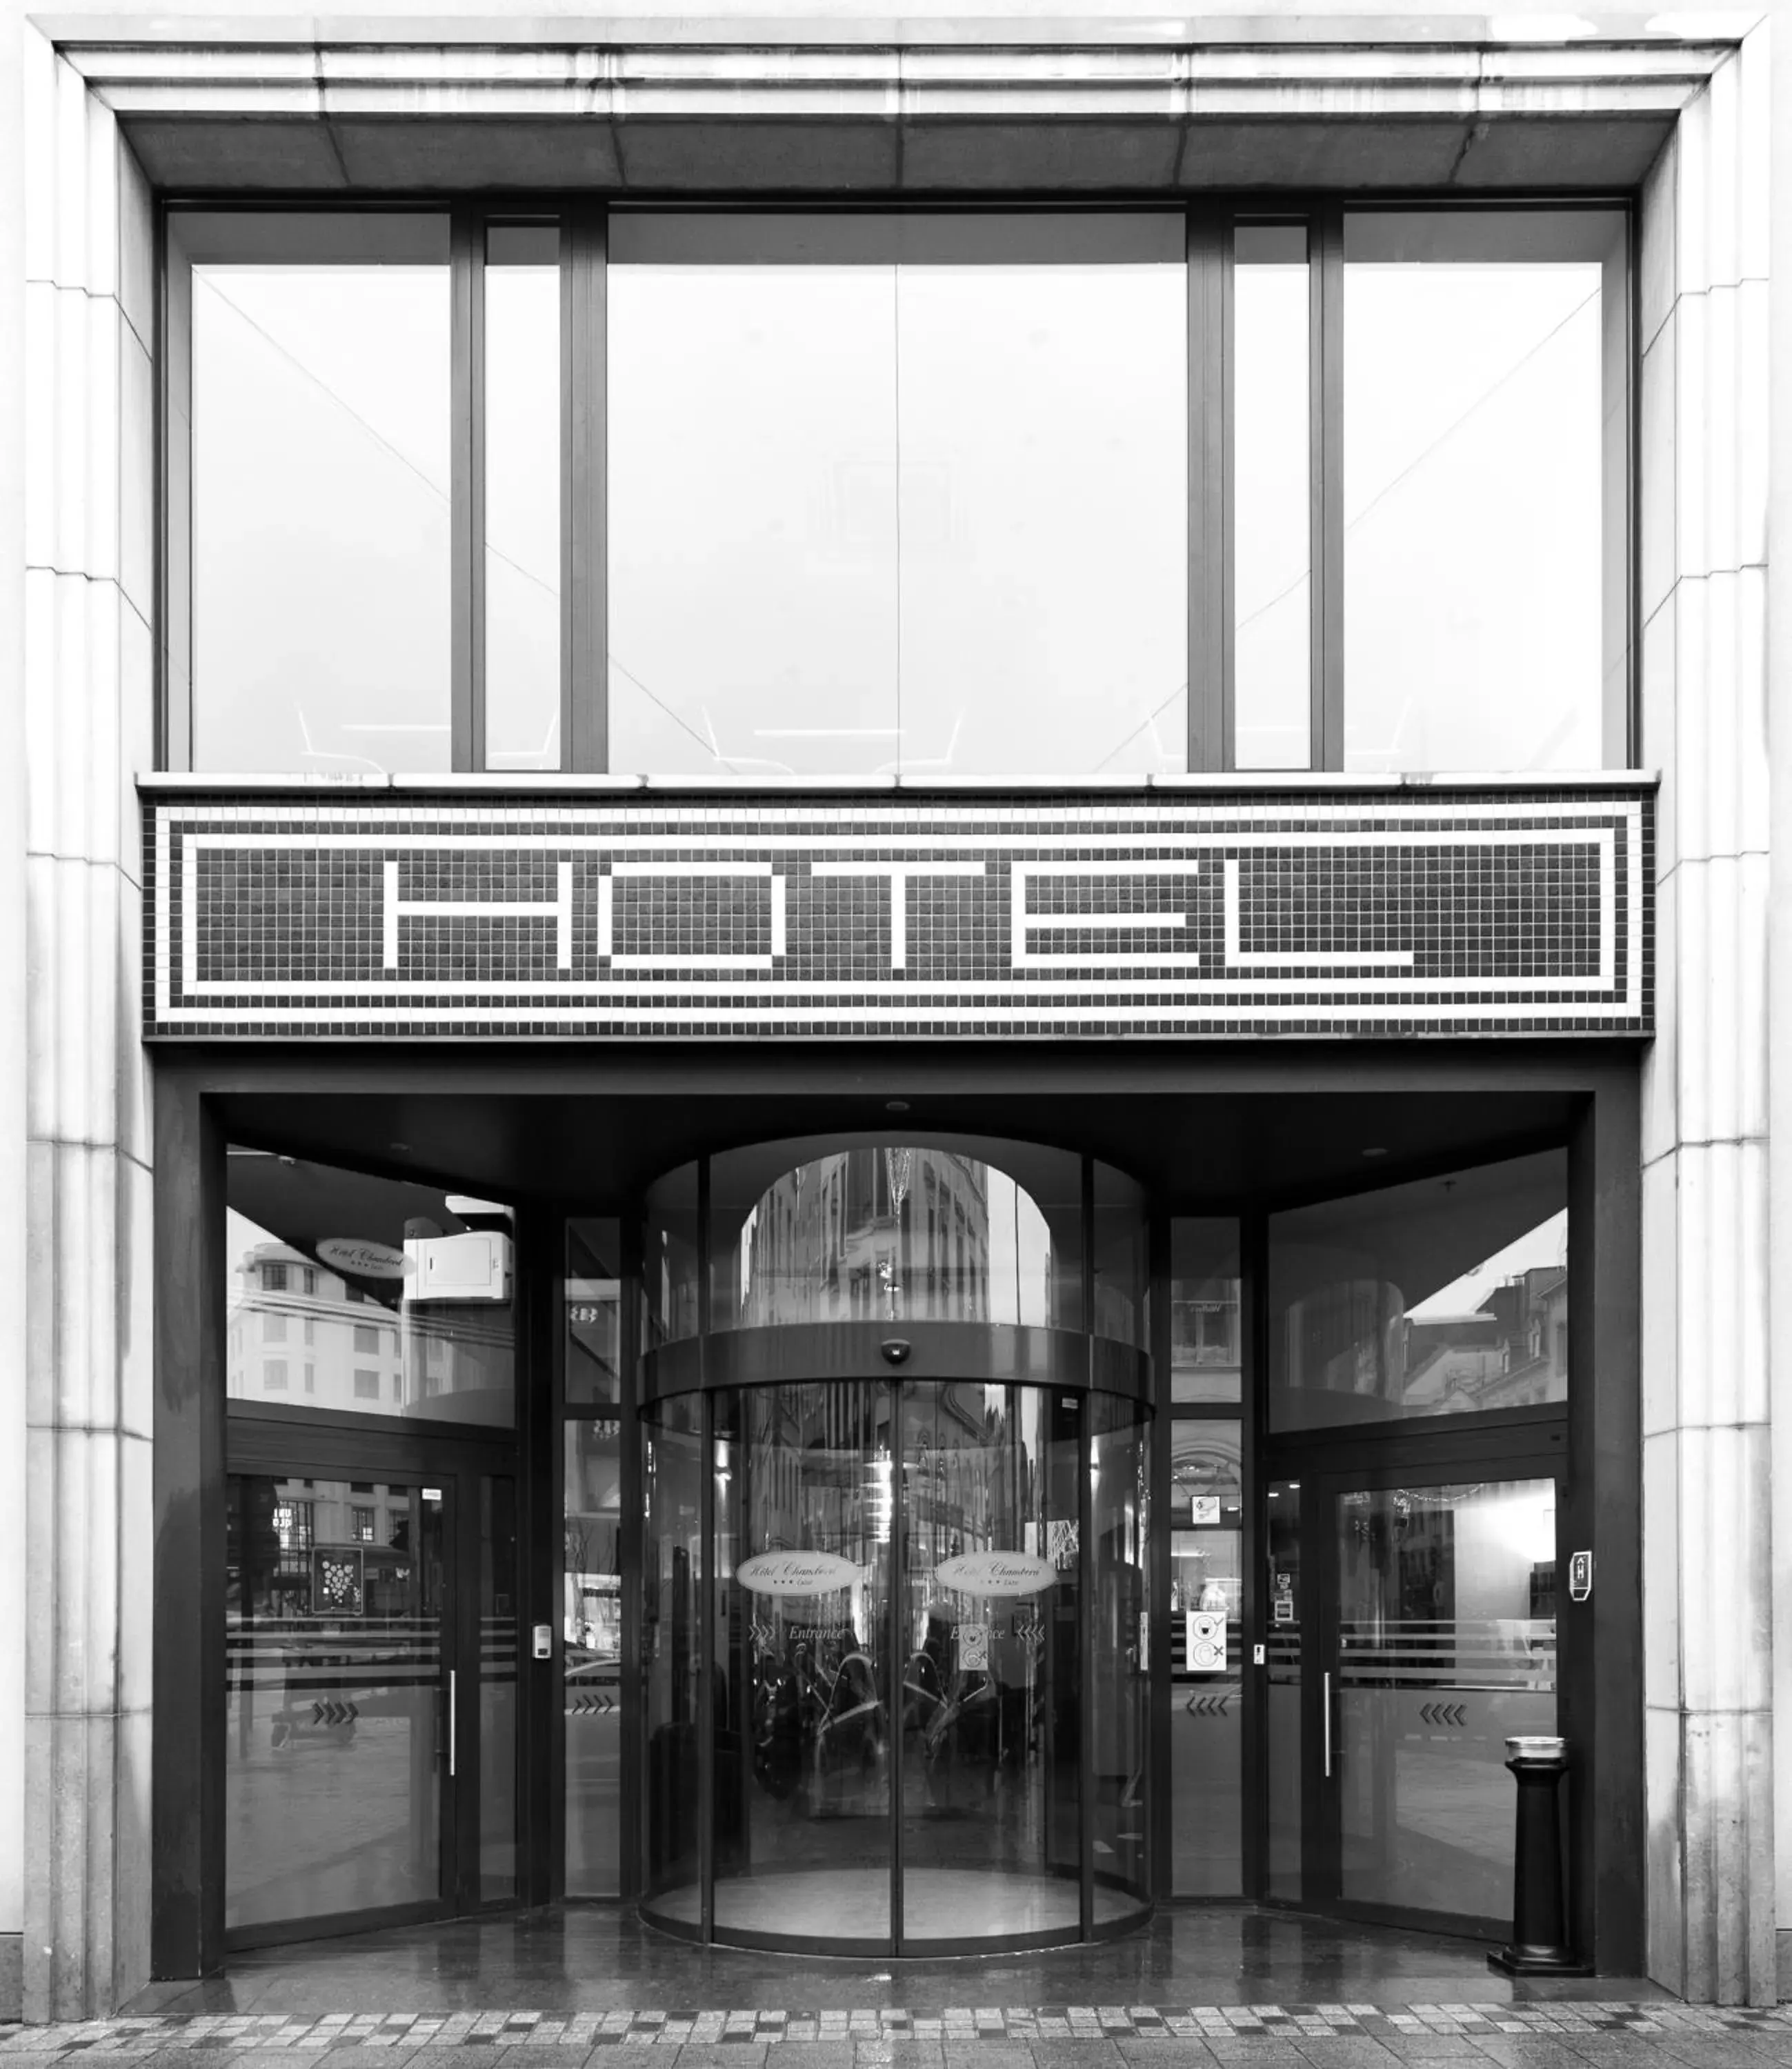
[1639,26,1775,2007]
[20,27,157,2023]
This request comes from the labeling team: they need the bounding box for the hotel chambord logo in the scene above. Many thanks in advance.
[933,1550,1058,1597]
[735,1550,864,1597]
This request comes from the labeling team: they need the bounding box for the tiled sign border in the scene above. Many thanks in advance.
[143,788,1651,1040]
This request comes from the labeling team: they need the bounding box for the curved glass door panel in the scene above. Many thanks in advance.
[639,1374,1152,1952]
[1091,1396,1152,1919]
[641,1396,703,1909]
[712,1383,893,1942]
[899,1383,1081,1941]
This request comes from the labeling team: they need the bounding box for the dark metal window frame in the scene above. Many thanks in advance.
[159,193,1635,779]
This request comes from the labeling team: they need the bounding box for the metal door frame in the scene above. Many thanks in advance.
[221,1417,519,1949]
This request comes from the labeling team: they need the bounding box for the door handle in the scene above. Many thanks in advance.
[1322,1670,1333,1778]
[448,1668,457,1778]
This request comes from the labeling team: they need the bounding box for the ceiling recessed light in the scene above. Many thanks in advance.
[1362,1146,1387,1159]
[388,1141,411,1153]
[886,1099,910,1113]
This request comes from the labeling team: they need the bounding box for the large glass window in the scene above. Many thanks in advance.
[1342,210,1627,772]
[175,215,453,774]
[1267,1148,1569,1432]
[166,205,1629,780]
[225,1147,515,1427]
[607,214,1188,779]
[1169,1419,1242,1895]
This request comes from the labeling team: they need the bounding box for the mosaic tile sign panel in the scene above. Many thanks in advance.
[142,787,1651,1039]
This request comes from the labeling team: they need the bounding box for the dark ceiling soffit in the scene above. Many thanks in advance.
[116,111,1676,196]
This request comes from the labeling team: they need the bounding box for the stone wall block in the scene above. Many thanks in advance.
[1679,1419,1772,1714]
[1640,130,1676,354]
[119,326,153,635]
[1734,277,1768,575]
[83,299,120,593]
[1678,1141,1770,1431]
[81,581,121,875]
[117,604,153,898]
[1674,857,1711,1148]
[22,27,57,283]
[115,1434,152,1717]
[21,1428,59,1719]
[1679,1708,1776,2004]
[1700,48,1739,293]
[1733,563,1768,853]
[1642,581,1676,881]
[1702,288,1738,578]
[117,143,152,359]
[1673,286,1709,590]
[1639,303,1676,628]
[1642,1426,1682,1706]
[52,286,90,581]
[22,567,59,861]
[22,282,58,575]
[1673,54,1711,301]
[1735,34,1769,284]
[1640,1150,1679,1434]
[52,570,94,873]
[52,57,92,293]
[83,94,119,308]
[1672,573,1709,869]
[1646,1700,1686,1993]
[1731,848,1769,1145]
[68,1430,121,1723]
[112,1708,151,2007]
[25,1708,119,2023]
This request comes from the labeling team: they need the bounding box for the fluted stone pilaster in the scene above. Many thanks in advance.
[20,21,157,2026]
[1637,25,1775,2008]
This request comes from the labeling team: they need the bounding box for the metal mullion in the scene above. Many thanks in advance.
[1078,1397,1095,1940]
[450,211,486,772]
[698,1387,715,1944]
[1311,205,1346,770]
[1147,1215,1172,1901]
[1186,209,1227,773]
[888,1379,904,1955]
[618,1214,645,1905]
[563,206,608,772]
[1239,1208,1268,1899]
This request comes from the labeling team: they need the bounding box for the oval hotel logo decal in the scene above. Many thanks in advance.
[736,1551,862,1597]
[316,1237,412,1279]
[933,1551,1057,1597]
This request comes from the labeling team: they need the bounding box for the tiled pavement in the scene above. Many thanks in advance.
[10,2002,1792,2066]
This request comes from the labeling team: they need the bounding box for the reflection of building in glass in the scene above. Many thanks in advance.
[735,1149,999,1326]
[1403,1264,1569,1413]
[226,1238,513,1417]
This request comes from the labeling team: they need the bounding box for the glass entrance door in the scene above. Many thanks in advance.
[224,1456,517,1945]
[1267,1466,1561,1937]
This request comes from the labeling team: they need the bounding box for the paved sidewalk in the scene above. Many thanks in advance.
[8,2001,1792,2068]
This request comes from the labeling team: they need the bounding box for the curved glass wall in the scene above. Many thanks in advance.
[638,1136,1151,1953]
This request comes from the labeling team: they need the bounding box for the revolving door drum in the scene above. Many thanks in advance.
[635,1135,1153,1957]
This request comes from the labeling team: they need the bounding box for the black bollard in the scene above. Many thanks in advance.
[1489,1735,1588,1975]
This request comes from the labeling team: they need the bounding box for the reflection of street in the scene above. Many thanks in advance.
[565,1652,621,1893]
[225,1708,435,1926]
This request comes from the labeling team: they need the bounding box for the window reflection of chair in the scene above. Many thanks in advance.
[812,1650,884,1791]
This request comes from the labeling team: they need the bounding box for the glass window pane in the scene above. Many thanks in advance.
[894,217,1186,777]
[566,1218,621,1407]
[1091,1162,1148,1348]
[479,1476,519,1901]
[1234,224,1311,770]
[642,1163,699,1348]
[898,1382,1082,1939]
[565,1415,623,1897]
[1170,1419,1242,1895]
[226,1475,444,1929]
[607,214,1186,779]
[484,226,561,770]
[1170,1219,1242,1404]
[1268,1148,1568,1432]
[226,1147,515,1426]
[1337,1478,1557,1924]
[186,215,451,773]
[1343,211,1623,774]
[711,1383,892,1940]
[608,217,897,778]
